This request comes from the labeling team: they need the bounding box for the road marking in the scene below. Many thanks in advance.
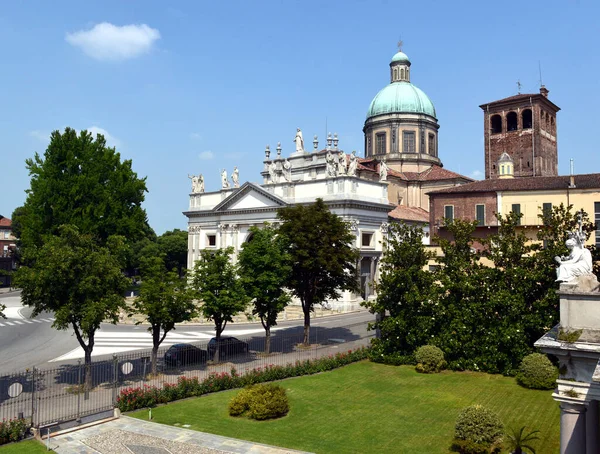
[0,323,4,327]
[40,319,54,323]
[22,320,34,324]
[4,321,14,326]
[32,320,43,324]
[13,321,24,325]
[3,307,26,320]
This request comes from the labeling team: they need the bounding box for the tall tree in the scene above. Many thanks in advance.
[278,198,359,346]
[362,222,435,356]
[191,247,248,362]
[18,128,150,252]
[132,255,195,374]
[238,224,291,354]
[157,229,189,276]
[14,226,128,389]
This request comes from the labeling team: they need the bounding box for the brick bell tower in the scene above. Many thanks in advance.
[480,86,560,180]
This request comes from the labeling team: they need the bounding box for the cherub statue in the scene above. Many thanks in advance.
[555,213,593,282]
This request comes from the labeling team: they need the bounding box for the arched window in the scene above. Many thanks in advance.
[393,68,398,80]
[506,112,518,131]
[401,68,405,80]
[490,114,502,134]
[522,109,532,129]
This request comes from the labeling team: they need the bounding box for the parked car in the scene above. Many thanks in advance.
[207,336,249,360]
[164,344,207,367]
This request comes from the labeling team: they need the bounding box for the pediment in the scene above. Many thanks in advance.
[213,182,287,212]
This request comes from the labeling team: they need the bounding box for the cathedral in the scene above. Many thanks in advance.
[184,47,473,310]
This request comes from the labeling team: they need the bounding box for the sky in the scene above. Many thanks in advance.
[1,0,599,234]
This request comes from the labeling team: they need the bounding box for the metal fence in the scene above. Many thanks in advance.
[0,321,373,429]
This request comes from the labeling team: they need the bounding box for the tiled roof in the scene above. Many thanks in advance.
[0,217,11,228]
[481,93,539,105]
[388,205,429,223]
[357,160,470,182]
[428,173,600,195]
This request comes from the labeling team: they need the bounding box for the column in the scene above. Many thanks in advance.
[369,257,376,298]
[560,402,587,454]
[587,400,599,454]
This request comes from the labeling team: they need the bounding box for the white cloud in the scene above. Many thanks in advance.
[87,126,120,147]
[66,23,160,61]
[189,133,201,140]
[470,170,484,180]
[199,151,214,160]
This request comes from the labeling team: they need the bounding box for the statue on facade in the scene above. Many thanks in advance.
[379,161,389,181]
[347,151,358,176]
[268,161,277,183]
[221,169,230,189]
[283,159,292,182]
[337,151,347,176]
[294,128,304,153]
[555,214,594,283]
[187,173,204,193]
[231,166,240,188]
[326,150,336,177]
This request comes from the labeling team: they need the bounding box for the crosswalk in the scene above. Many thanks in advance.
[49,327,281,363]
[1,306,54,327]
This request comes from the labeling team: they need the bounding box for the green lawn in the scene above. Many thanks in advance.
[0,440,50,453]
[130,361,560,453]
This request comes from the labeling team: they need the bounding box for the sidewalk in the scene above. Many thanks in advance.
[49,416,312,454]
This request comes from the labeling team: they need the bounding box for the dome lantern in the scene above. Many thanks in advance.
[390,51,411,83]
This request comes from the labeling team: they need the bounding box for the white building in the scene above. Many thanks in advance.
[184,139,393,311]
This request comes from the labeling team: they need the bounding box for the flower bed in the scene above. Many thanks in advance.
[116,347,369,412]
[0,417,29,445]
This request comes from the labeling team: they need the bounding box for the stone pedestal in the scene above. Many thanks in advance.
[561,402,587,454]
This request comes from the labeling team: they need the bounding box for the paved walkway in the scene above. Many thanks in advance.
[50,416,312,454]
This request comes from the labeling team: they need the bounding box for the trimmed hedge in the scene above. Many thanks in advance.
[451,405,503,453]
[415,345,447,374]
[516,353,558,390]
[116,347,368,412]
[229,384,289,420]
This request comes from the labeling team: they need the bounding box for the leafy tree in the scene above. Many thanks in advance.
[238,224,291,353]
[362,222,435,356]
[157,229,189,276]
[278,198,359,346]
[132,255,195,374]
[14,225,128,389]
[191,247,249,361]
[17,128,150,253]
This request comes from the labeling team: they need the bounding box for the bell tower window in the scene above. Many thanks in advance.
[507,112,518,131]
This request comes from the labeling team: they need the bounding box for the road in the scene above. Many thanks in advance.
[0,291,374,374]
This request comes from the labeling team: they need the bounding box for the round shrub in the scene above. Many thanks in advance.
[415,345,447,373]
[516,353,558,390]
[228,383,289,420]
[452,405,503,453]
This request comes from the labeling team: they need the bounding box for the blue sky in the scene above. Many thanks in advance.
[1,0,598,234]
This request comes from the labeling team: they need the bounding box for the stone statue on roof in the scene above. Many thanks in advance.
[337,151,347,176]
[268,161,277,184]
[283,159,292,182]
[347,151,358,176]
[555,211,597,290]
[231,166,240,188]
[221,169,230,189]
[188,173,204,193]
[379,161,389,182]
[326,150,336,177]
[294,128,304,153]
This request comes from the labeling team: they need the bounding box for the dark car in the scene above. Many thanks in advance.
[164,344,207,367]
[207,336,249,360]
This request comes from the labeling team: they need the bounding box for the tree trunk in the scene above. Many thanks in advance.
[265,325,271,354]
[84,349,92,391]
[213,322,223,363]
[303,309,310,346]
[151,346,158,376]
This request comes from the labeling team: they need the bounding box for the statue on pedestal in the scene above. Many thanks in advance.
[337,151,347,176]
[221,169,230,189]
[231,166,240,188]
[268,161,277,183]
[555,212,594,284]
[187,173,204,193]
[326,150,336,177]
[347,151,358,176]
[294,128,304,153]
[379,161,389,182]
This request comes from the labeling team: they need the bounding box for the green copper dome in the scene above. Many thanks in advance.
[391,51,410,63]
[367,82,436,119]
